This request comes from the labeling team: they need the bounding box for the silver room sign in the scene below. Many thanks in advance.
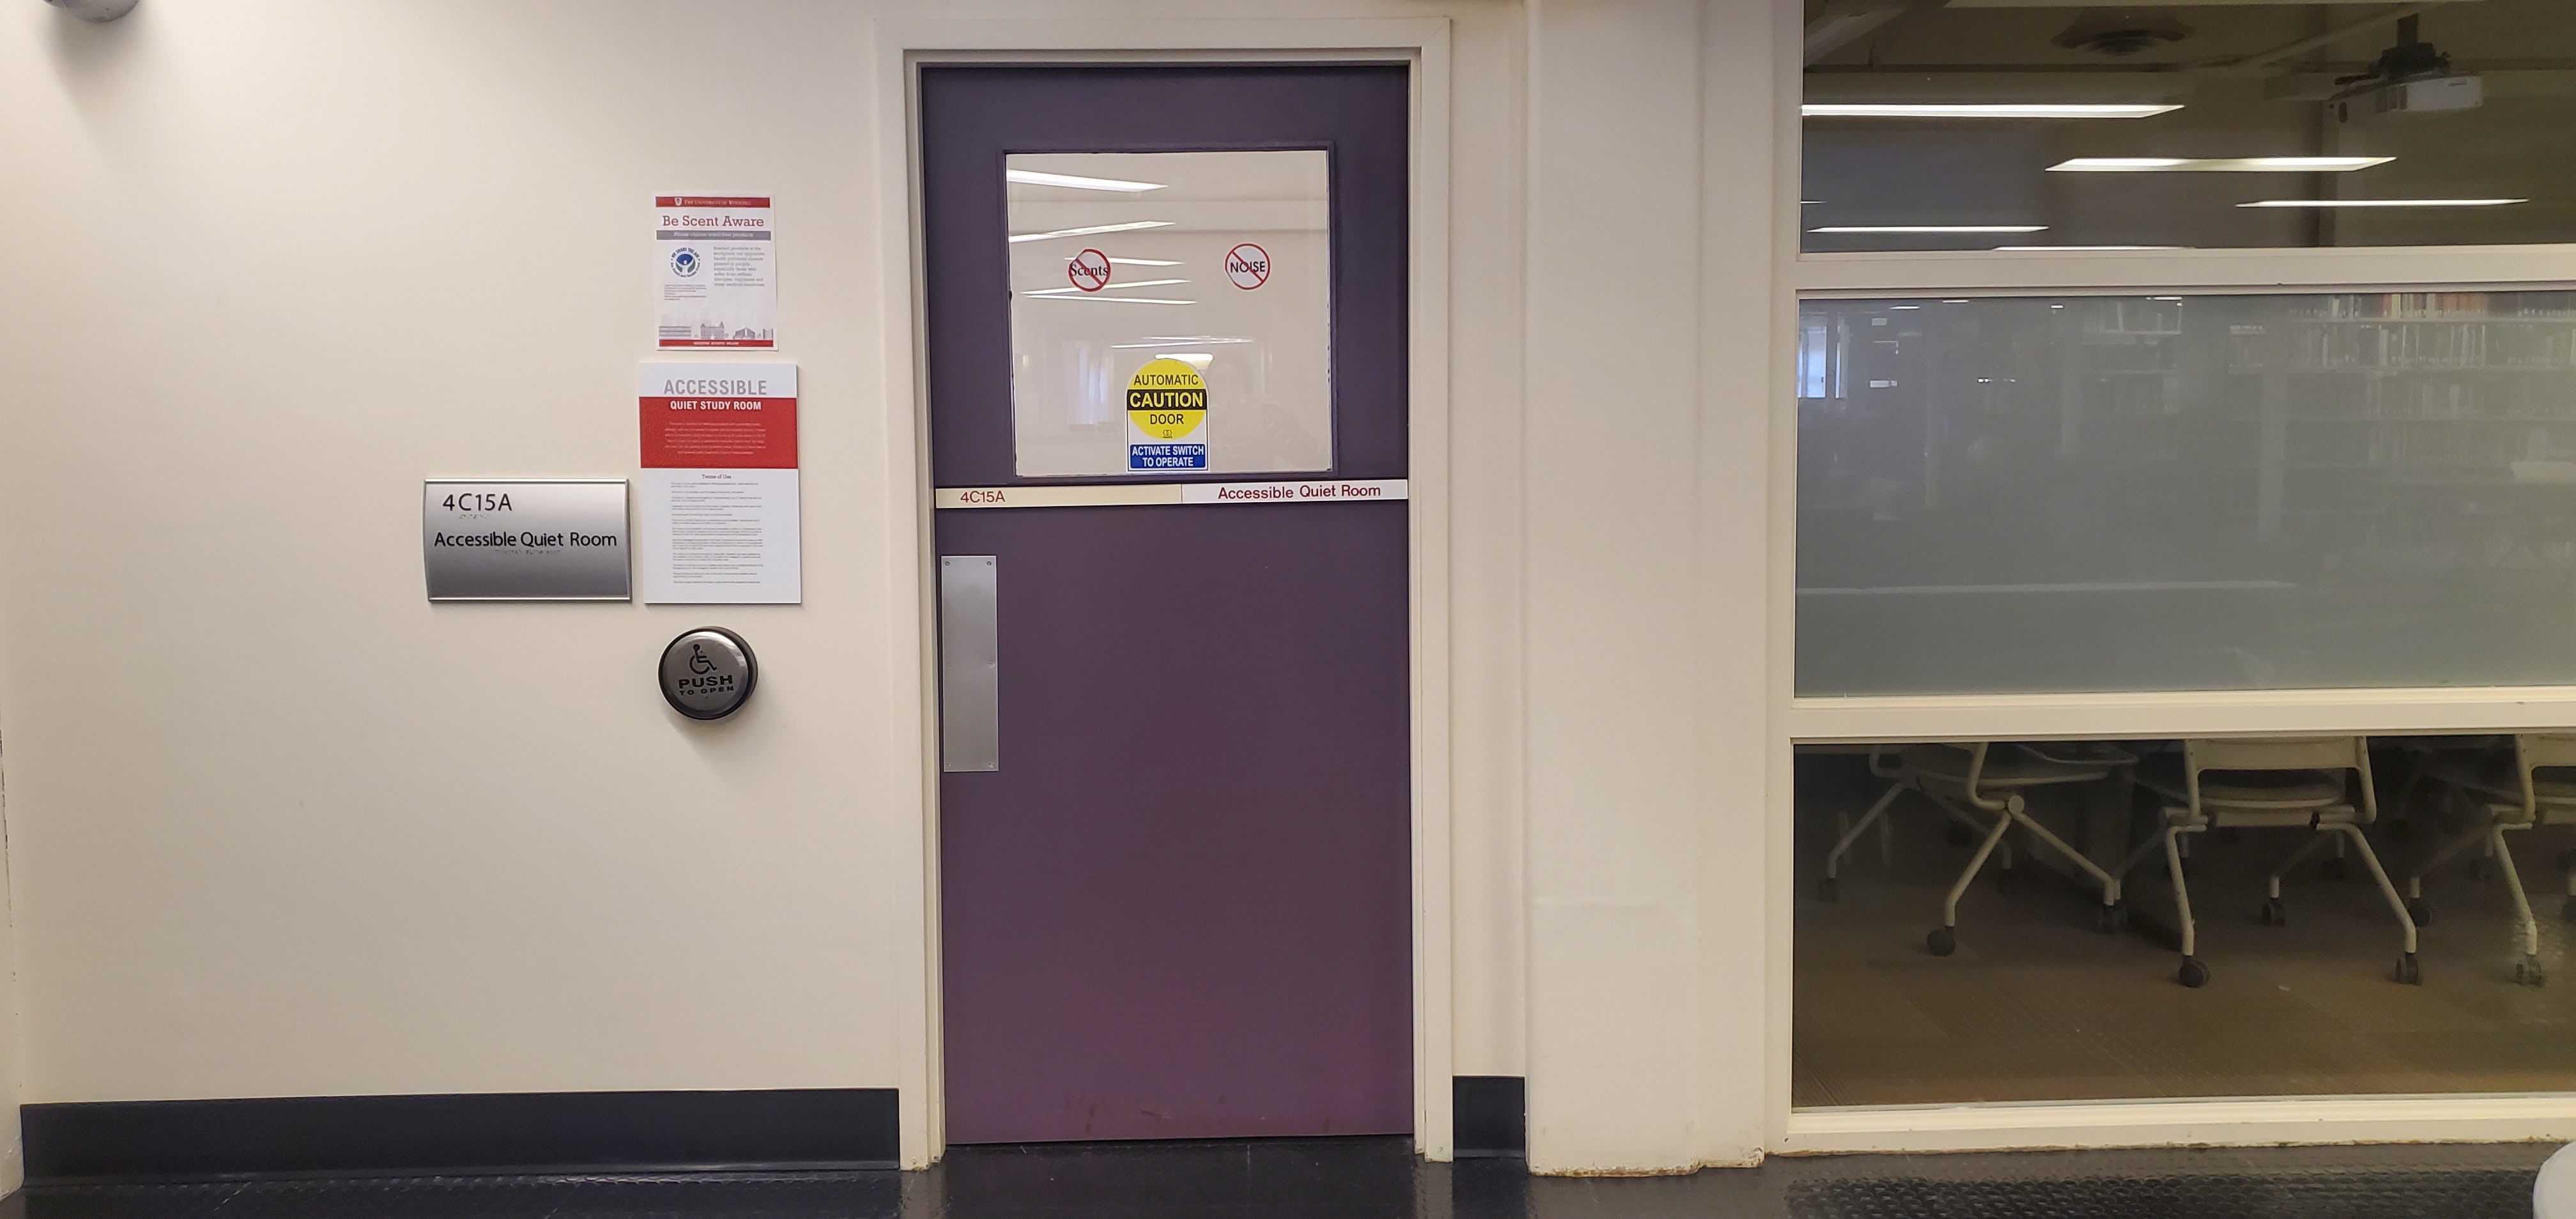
[423,479,631,601]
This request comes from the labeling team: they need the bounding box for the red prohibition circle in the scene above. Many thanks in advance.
[1068,248,1112,293]
[1224,242,1271,289]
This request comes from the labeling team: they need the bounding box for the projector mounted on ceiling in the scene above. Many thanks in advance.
[2329,15,2483,121]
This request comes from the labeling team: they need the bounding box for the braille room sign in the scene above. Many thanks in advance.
[422,479,631,601]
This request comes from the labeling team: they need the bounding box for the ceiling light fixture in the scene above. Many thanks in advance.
[1802,103,2182,119]
[1006,169,1167,192]
[1022,279,1191,296]
[1008,220,1176,244]
[1033,296,1197,305]
[1811,225,2048,234]
[2050,156,2393,173]
[2238,197,2525,208]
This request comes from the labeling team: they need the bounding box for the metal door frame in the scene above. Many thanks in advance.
[870,19,1456,1168]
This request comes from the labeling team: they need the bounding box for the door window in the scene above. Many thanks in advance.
[1005,150,1334,477]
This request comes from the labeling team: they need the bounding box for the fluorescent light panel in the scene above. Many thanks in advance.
[2050,156,2392,173]
[1109,337,1253,348]
[1008,220,1176,243]
[1006,169,1166,192]
[2239,198,2526,208]
[1022,279,1191,296]
[1803,102,2181,119]
[1811,225,2048,234]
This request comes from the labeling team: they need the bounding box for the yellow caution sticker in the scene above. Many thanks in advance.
[1126,358,1209,471]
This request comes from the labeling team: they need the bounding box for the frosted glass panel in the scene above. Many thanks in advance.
[1005,151,1332,478]
[1797,292,2576,694]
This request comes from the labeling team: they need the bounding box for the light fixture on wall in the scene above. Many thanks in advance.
[2049,157,2394,173]
[46,0,137,19]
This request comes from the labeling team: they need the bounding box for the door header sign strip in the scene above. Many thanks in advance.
[937,479,1407,510]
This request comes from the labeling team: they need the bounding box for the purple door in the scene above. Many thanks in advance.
[923,65,1413,1144]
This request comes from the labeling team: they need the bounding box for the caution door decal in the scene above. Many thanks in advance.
[1126,358,1209,472]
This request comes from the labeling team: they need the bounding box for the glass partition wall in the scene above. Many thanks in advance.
[1791,0,2576,1123]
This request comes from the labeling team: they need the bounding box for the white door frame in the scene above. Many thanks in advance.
[868,17,1457,1169]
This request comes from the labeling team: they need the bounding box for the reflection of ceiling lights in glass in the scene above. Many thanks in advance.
[2238,197,2526,208]
[1066,256,1181,266]
[1992,245,2184,251]
[1008,220,1176,243]
[1110,337,1253,348]
[1033,296,1196,305]
[1023,279,1190,296]
[1156,353,1216,369]
[1810,225,2047,234]
[2050,157,2393,173]
[1802,103,2181,119]
[1006,169,1167,192]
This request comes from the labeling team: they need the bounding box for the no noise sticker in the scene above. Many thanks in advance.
[1068,248,1112,292]
[1224,243,1270,289]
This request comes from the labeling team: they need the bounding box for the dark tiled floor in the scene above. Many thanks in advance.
[7,1138,2554,1218]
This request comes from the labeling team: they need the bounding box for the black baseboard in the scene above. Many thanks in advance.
[1452,1076,1526,1158]
[23,1087,900,1184]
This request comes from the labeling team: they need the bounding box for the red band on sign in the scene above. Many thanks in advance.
[656,196,772,209]
[639,397,799,468]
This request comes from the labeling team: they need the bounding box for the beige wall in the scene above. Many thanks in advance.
[0,0,1790,1176]
[0,0,1535,1124]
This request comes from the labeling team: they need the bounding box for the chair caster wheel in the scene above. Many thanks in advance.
[2406,897,2432,927]
[2518,958,2548,988]
[2323,857,2349,882]
[2179,957,2209,988]
[1817,877,1840,903]
[1945,825,1974,848]
[2259,898,2286,926]
[2394,952,2423,986]
[1927,928,1957,957]
[2096,904,2127,934]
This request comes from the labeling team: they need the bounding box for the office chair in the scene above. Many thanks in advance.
[2129,735,2418,988]
[2405,732,2576,986]
[1821,742,2135,956]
